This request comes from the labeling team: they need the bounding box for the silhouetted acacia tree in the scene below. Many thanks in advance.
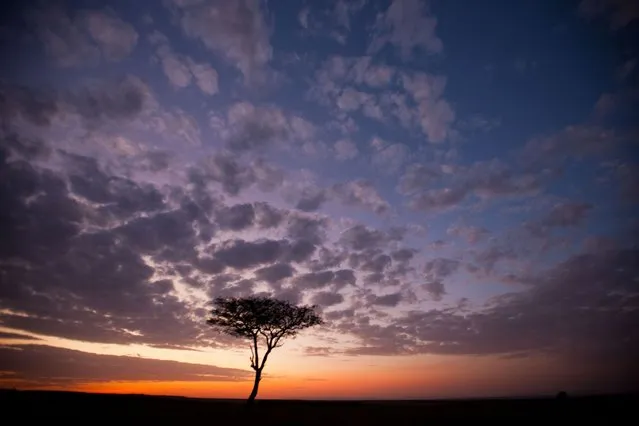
[206,296,323,404]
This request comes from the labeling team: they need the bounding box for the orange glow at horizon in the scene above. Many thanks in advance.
[2,353,610,400]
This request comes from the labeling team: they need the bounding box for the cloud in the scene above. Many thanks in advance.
[369,0,443,59]
[408,187,467,212]
[0,331,39,341]
[213,239,290,270]
[286,214,328,246]
[540,202,593,228]
[391,248,417,263]
[339,224,404,251]
[298,7,309,29]
[26,5,137,67]
[188,60,219,95]
[219,101,316,152]
[216,203,255,231]
[447,224,489,245]
[309,56,395,124]
[153,36,219,95]
[331,180,390,215]
[521,125,621,169]
[0,345,250,385]
[334,139,358,161]
[334,248,638,374]
[312,291,344,307]
[399,158,545,213]
[170,0,272,83]
[398,163,443,195]
[370,292,402,307]
[192,153,256,195]
[155,45,193,88]
[296,1,366,45]
[424,258,461,280]
[295,189,328,212]
[67,75,153,128]
[402,72,455,143]
[370,137,409,172]
[83,9,138,61]
[423,280,446,301]
[0,135,287,347]
[254,263,296,284]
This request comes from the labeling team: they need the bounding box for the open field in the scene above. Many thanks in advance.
[1,389,636,424]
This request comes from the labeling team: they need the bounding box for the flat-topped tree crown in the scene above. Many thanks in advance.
[206,296,323,404]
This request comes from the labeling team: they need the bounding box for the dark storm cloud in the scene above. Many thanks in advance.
[0,345,250,384]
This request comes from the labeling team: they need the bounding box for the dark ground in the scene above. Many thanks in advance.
[1,389,636,424]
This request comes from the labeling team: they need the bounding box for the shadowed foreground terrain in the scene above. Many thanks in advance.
[1,390,636,424]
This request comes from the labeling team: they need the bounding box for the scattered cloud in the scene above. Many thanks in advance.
[170,0,272,83]
[1,0,637,397]
[26,5,137,67]
[369,0,443,58]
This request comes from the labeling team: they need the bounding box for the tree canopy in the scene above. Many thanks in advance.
[206,296,323,403]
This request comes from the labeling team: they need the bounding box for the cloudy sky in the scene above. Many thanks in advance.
[0,0,638,399]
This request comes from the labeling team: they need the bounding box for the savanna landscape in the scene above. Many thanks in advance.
[1,0,638,423]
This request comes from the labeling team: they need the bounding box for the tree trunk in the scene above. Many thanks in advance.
[247,369,261,404]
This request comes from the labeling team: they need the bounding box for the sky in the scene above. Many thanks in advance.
[0,0,638,400]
